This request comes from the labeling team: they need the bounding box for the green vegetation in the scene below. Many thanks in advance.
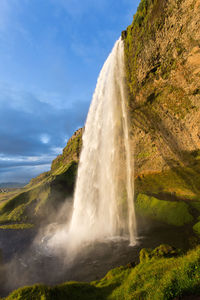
[0,223,33,230]
[135,163,200,200]
[191,202,200,212]
[51,129,82,173]
[136,193,193,226]
[139,244,181,263]
[193,222,200,235]
[5,245,200,300]
[137,151,151,159]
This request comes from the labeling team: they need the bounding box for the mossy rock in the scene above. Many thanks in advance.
[136,193,193,226]
[135,164,200,201]
[140,244,180,263]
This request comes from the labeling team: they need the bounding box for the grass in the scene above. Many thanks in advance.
[136,193,193,226]
[5,245,200,300]
[0,223,34,230]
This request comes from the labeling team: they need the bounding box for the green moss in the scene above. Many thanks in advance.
[136,193,193,226]
[135,164,200,200]
[193,222,200,235]
[34,186,51,215]
[151,244,180,258]
[28,171,51,187]
[190,202,200,212]
[6,246,200,300]
[0,223,34,230]
[140,244,180,263]
[147,85,193,119]
[0,192,28,215]
[51,129,82,172]
[139,248,152,262]
[137,151,151,159]
[6,284,51,300]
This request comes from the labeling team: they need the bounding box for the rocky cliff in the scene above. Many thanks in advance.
[122,0,200,231]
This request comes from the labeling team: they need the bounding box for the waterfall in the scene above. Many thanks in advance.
[68,38,137,248]
[46,38,137,253]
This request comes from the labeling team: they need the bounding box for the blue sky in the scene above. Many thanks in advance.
[0,0,140,183]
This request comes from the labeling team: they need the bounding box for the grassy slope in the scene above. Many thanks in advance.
[4,245,200,300]
[0,129,82,226]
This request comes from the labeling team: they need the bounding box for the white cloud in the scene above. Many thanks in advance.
[52,147,63,155]
[0,153,55,164]
[0,164,51,183]
[40,134,50,144]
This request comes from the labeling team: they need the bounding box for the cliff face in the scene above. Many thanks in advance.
[122,0,200,201]
[0,129,82,226]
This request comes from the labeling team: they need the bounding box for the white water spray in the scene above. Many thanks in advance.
[67,38,137,249]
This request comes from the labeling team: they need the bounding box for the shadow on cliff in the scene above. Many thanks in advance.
[131,102,200,198]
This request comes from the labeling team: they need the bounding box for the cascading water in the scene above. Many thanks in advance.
[68,38,137,249]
